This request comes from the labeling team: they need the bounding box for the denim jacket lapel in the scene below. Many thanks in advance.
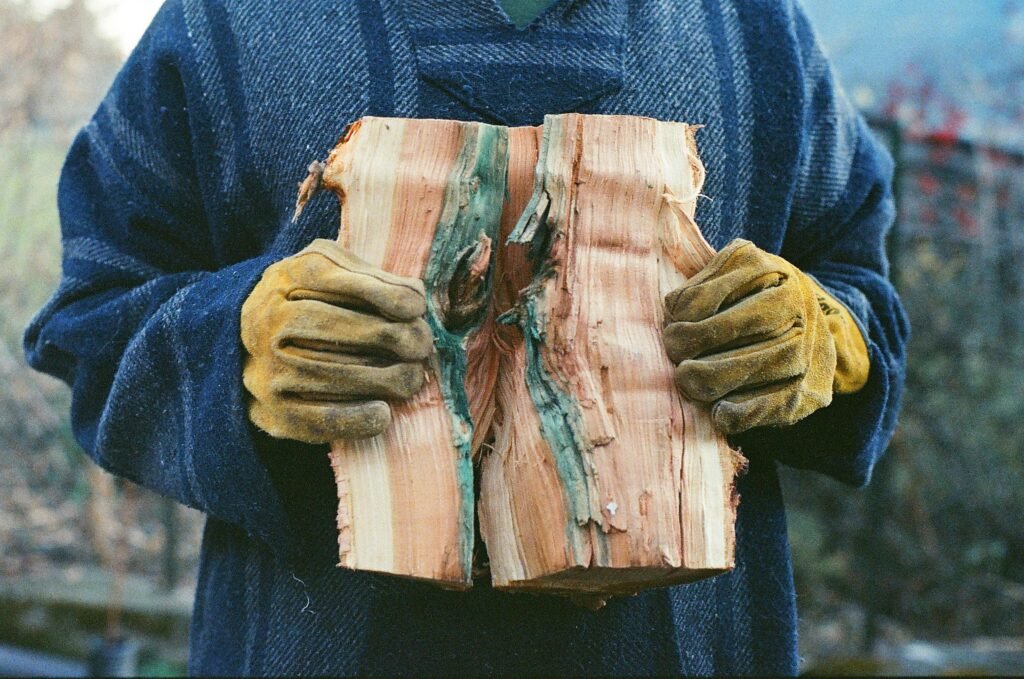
[401,0,628,126]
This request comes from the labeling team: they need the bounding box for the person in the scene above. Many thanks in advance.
[24,0,909,675]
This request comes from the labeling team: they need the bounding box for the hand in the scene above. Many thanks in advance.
[241,239,434,443]
[662,239,869,434]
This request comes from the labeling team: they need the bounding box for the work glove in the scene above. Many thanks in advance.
[662,239,870,434]
[241,239,434,444]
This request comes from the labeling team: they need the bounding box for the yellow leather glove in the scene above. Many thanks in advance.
[241,239,433,443]
[662,239,870,434]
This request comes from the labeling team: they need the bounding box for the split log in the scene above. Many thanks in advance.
[319,117,508,588]
[303,113,745,596]
[478,113,746,595]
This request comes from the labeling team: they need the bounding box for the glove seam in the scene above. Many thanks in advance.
[299,246,426,297]
[803,271,871,343]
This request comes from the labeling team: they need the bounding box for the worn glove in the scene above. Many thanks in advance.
[662,239,870,434]
[241,239,434,444]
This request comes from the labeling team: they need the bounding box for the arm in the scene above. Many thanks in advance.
[23,1,297,553]
[663,2,909,487]
[736,116,909,487]
[733,4,909,487]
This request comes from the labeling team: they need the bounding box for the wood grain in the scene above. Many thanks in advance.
[320,117,508,588]
[305,114,745,596]
[478,114,746,594]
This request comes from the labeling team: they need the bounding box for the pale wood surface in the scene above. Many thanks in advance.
[320,117,508,588]
[306,114,744,595]
[479,114,745,594]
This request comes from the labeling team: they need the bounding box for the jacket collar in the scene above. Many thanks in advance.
[400,0,628,126]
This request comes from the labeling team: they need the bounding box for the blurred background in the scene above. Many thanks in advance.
[0,0,1021,675]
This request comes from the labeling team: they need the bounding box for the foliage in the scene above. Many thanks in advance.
[0,0,122,139]
[784,131,1024,644]
[0,0,203,584]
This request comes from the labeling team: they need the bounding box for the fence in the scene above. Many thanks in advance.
[851,118,1024,648]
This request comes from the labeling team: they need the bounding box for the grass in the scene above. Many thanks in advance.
[0,132,66,348]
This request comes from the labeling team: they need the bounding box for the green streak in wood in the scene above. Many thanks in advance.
[424,122,508,580]
[506,116,595,543]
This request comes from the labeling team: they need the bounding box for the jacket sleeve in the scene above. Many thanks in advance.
[23,2,299,554]
[732,3,910,487]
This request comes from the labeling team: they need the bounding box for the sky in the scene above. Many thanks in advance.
[24,0,1023,148]
[28,0,163,54]
[802,0,1023,147]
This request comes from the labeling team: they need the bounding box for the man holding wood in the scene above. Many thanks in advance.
[25,0,908,675]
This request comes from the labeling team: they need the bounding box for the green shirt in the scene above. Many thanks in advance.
[498,0,559,27]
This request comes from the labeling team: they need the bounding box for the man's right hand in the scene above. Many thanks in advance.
[241,239,434,444]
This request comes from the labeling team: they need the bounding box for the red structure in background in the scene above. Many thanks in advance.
[875,109,1024,244]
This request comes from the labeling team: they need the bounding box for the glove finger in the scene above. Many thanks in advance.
[290,240,427,321]
[302,239,426,294]
[672,238,752,289]
[274,346,398,367]
[249,398,392,443]
[664,241,788,323]
[711,380,831,434]
[673,326,806,403]
[271,360,426,401]
[280,300,434,361]
[663,283,801,363]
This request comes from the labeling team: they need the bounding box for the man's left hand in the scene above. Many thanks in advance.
[662,239,870,434]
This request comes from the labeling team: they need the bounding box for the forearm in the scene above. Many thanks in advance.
[738,123,909,487]
[26,251,302,550]
[23,13,305,552]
